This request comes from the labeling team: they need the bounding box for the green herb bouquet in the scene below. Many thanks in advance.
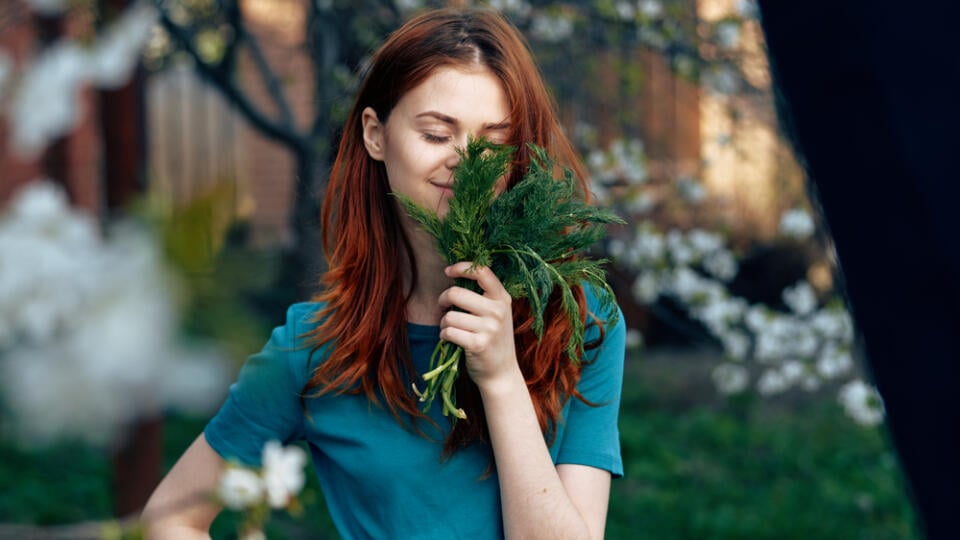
[395,137,624,420]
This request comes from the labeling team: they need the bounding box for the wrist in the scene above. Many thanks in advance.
[476,364,526,400]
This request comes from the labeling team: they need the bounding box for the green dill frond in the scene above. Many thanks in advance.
[395,136,624,419]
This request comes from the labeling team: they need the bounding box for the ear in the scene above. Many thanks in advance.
[361,107,385,161]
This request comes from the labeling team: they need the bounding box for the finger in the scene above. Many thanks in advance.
[439,326,489,353]
[438,287,506,323]
[441,309,494,334]
[445,264,510,301]
[438,285,482,310]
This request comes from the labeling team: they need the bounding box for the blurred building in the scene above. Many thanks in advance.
[2,0,801,247]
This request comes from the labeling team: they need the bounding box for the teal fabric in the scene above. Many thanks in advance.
[205,287,625,540]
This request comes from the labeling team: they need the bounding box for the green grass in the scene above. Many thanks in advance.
[609,357,919,539]
[0,348,920,539]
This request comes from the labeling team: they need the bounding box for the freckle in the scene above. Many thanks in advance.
[542,488,547,493]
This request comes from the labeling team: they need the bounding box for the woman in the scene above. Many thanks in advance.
[144,7,625,539]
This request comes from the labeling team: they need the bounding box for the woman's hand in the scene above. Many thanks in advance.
[438,262,521,391]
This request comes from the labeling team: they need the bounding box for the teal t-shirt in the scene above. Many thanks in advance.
[205,287,625,539]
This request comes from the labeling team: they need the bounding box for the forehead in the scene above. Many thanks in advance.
[393,66,510,125]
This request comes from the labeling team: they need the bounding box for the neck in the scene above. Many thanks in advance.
[402,220,452,326]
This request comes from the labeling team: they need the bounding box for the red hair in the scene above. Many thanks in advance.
[303,7,604,454]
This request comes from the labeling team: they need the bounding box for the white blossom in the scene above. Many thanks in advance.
[394,0,423,12]
[693,296,746,335]
[637,26,667,49]
[632,272,660,304]
[810,308,853,341]
[488,0,531,18]
[666,229,695,266]
[744,306,771,333]
[705,65,739,94]
[588,139,647,185]
[756,368,789,395]
[0,181,227,446]
[838,379,885,426]
[9,41,89,157]
[721,330,750,360]
[626,192,655,214]
[687,229,724,256]
[816,341,853,379]
[87,3,159,89]
[615,1,635,21]
[779,208,815,239]
[736,0,759,19]
[607,238,626,259]
[754,332,783,362]
[753,312,819,360]
[703,249,738,281]
[219,467,265,510]
[632,226,665,265]
[712,363,749,395]
[676,176,707,203]
[7,2,158,157]
[673,55,696,78]
[715,21,741,49]
[262,441,308,509]
[782,280,817,316]
[612,139,647,184]
[530,13,574,43]
[587,150,607,173]
[638,0,664,19]
[669,267,709,303]
[780,359,806,385]
[23,0,69,15]
[791,328,820,358]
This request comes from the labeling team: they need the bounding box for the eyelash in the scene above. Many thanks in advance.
[422,133,451,144]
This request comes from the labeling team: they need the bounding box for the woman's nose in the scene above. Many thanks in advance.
[443,144,461,170]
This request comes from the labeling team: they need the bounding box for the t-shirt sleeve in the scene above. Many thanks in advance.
[555,288,626,478]
[204,303,315,466]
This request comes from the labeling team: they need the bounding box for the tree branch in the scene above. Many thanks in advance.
[155,3,308,154]
[237,21,296,128]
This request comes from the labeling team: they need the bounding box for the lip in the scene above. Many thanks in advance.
[430,181,455,195]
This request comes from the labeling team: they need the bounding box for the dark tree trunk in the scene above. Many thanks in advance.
[97,0,159,518]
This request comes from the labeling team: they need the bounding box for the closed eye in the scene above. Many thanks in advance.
[422,133,451,144]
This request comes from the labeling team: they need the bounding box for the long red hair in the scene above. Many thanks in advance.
[303,7,604,454]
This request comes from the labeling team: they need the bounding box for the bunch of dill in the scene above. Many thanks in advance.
[395,137,624,419]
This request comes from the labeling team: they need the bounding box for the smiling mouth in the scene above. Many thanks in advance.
[430,182,455,195]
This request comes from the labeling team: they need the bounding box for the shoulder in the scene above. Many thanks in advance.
[579,283,626,393]
[582,283,625,345]
[256,302,328,382]
[281,302,326,341]
[268,301,327,355]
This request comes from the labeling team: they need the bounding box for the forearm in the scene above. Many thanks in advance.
[480,368,592,540]
[143,489,219,540]
[142,434,224,539]
[145,523,212,540]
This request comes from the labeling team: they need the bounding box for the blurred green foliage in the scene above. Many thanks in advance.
[0,349,919,539]
[608,358,919,539]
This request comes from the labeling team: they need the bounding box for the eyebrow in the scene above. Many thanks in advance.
[415,111,511,131]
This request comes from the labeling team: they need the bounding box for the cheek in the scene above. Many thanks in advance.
[493,172,511,196]
[391,140,446,175]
